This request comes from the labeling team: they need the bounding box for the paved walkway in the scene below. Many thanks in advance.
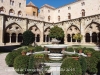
[0,53,23,75]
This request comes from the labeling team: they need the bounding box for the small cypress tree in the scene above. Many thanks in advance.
[22,30,35,46]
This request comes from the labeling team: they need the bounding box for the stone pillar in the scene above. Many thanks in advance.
[10,34,11,43]
[90,35,92,43]
[45,35,47,42]
[35,34,37,42]
[40,32,44,44]
[16,34,18,43]
[81,34,85,44]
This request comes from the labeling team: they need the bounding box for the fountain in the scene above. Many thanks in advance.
[44,38,67,60]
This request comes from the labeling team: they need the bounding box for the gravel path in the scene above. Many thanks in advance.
[0,53,23,75]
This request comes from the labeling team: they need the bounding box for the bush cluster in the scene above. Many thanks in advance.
[5,51,20,67]
[14,55,29,74]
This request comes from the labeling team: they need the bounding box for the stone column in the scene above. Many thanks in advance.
[81,34,85,44]
[16,34,18,43]
[45,35,47,42]
[10,34,11,43]
[35,34,37,42]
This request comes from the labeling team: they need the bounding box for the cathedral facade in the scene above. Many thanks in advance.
[0,0,100,46]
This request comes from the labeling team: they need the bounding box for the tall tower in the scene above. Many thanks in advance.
[26,1,38,16]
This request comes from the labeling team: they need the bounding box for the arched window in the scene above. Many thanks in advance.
[10,0,14,5]
[9,9,15,15]
[36,34,40,42]
[67,34,71,42]
[68,13,71,19]
[58,10,60,13]
[82,9,85,17]
[58,16,60,21]
[0,7,5,13]
[11,33,16,43]
[19,3,21,8]
[92,32,97,42]
[18,11,22,17]
[85,33,90,42]
[48,16,50,21]
[4,33,10,43]
[18,33,23,42]
[81,2,85,6]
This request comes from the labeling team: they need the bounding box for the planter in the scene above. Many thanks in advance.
[29,50,33,53]
[87,53,91,57]
[72,57,79,60]
[21,52,27,55]
[79,49,82,53]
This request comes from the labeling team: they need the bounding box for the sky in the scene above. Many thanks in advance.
[26,0,76,8]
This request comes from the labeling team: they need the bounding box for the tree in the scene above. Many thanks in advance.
[22,30,35,46]
[49,26,64,39]
[73,33,83,42]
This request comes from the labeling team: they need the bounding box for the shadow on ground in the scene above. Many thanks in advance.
[0,45,21,52]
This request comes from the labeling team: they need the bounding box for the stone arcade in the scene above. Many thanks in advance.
[0,0,99,46]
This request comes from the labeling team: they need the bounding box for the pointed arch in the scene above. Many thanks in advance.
[11,33,16,43]
[85,33,90,42]
[9,9,15,15]
[81,9,85,17]
[68,13,71,19]
[18,33,23,42]
[48,16,50,21]
[58,16,60,21]
[18,11,22,17]
[0,6,5,13]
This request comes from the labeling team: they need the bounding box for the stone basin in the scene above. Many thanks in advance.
[44,44,67,48]
[48,53,63,60]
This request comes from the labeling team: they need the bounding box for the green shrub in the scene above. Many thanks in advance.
[60,58,82,75]
[5,51,20,67]
[22,30,35,46]
[28,55,35,74]
[79,56,87,75]
[86,48,95,52]
[92,51,100,60]
[34,46,44,52]
[66,47,74,52]
[86,56,98,74]
[14,55,29,74]
[34,53,44,58]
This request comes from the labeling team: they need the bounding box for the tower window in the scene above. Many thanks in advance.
[58,10,60,13]
[33,12,35,16]
[10,0,14,6]
[68,13,71,19]
[58,16,60,21]
[48,16,50,21]
[81,2,85,6]
[19,3,21,8]
[48,10,50,13]
[68,6,71,10]
[82,9,85,17]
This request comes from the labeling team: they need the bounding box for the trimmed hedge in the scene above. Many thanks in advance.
[79,56,87,75]
[60,58,82,75]
[34,46,44,52]
[28,55,35,74]
[14,55,29,74]
[5,51,20,67]
[66,47,74,52]
[86,56,98,74]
